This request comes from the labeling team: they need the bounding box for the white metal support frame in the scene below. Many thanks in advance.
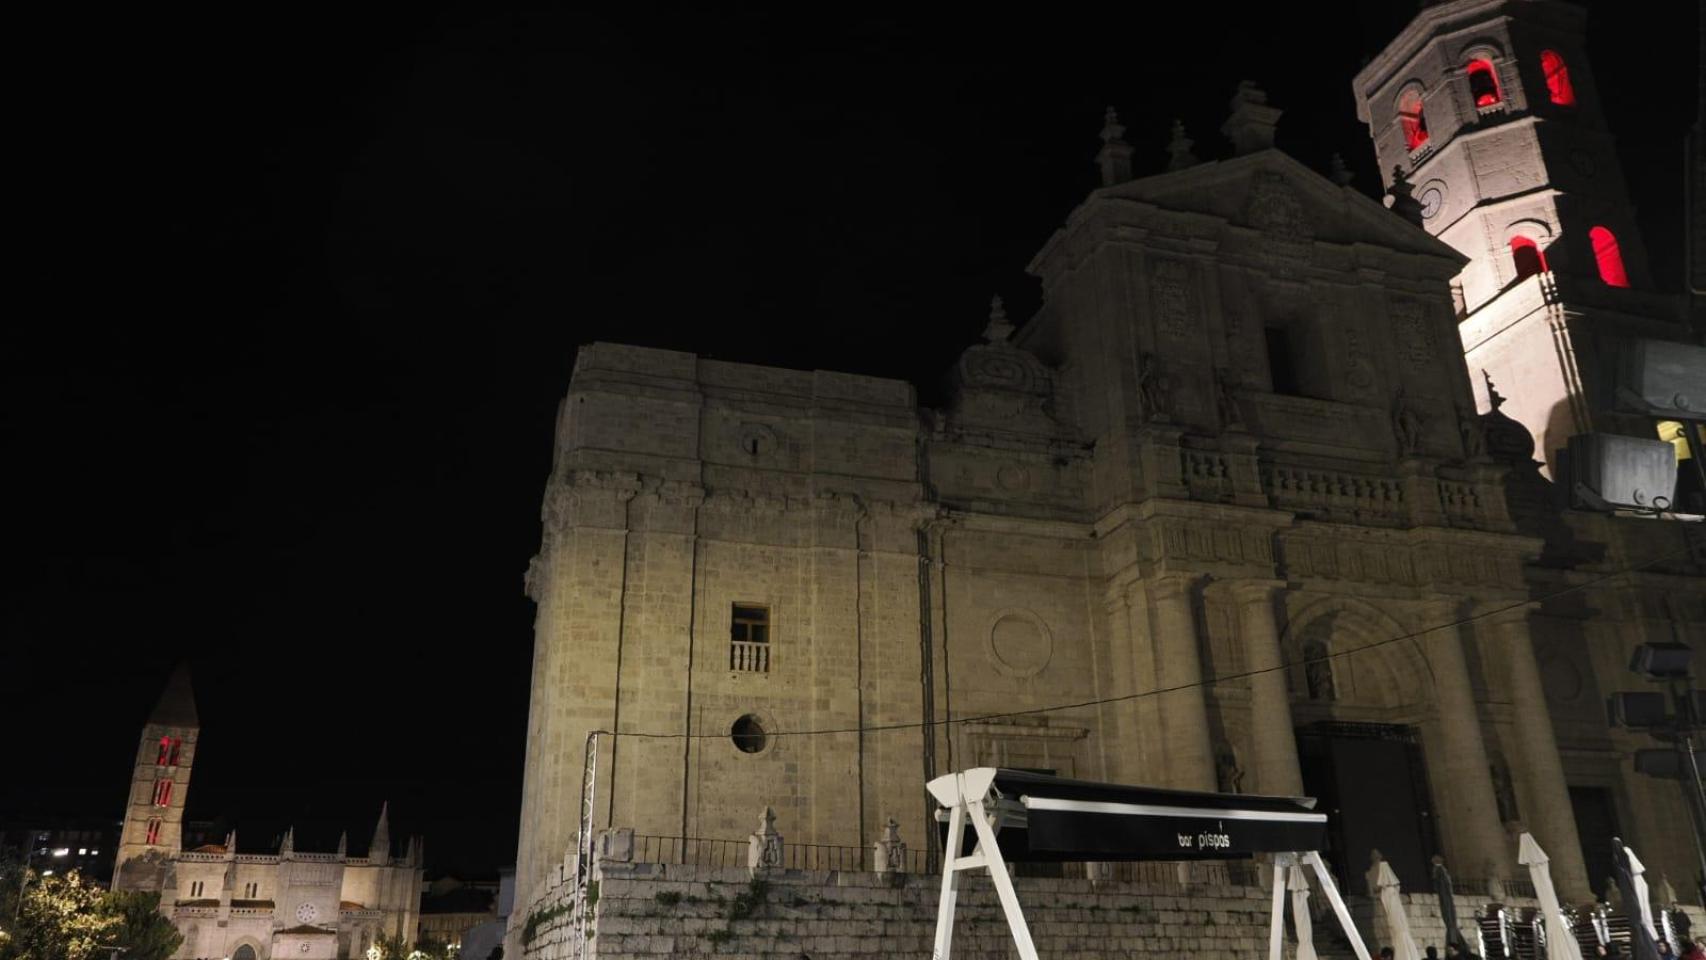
[929,768,1039,960]
[926,769,1375,960]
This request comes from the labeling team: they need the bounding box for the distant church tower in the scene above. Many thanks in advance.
[1353,0,1693,475]
[114,663,198,883]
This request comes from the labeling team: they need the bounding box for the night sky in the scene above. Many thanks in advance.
[4,2,1699,878]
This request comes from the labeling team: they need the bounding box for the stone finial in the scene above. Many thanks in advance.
[225,830,237,853]
[1096,106,1135,186]
[336,831,348,857]
[1330,152,1355,186]
[280,826,295,858]
[1166,120,1198,171]
[873,817,908,874]
[1221,81,1282,156]
[982,295,1014,343]
[748,805,783,872]
[1386,165,1424,226]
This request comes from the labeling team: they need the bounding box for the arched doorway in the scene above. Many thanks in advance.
[1283,599,1439,894]
[233,945,258,960]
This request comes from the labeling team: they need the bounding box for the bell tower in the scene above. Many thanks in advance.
[1353,0,1692,475]
[114,663,199,885]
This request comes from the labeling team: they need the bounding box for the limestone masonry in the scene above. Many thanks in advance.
[513,1,1706,955]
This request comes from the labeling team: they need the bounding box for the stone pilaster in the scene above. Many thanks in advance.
[1229,579,1303,797]
[1484,603,1591,900]
[1419,597,1514,880]
[1147,575,1216,792]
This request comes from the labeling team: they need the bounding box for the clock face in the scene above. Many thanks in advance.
[296,903,319,924]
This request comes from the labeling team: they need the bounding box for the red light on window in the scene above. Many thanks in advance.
[1399,91,1429,151]
[1510,236,1548,279]
[1542,50,1576,106]
[157,737,170,765]
[1590,226,1629,287]
[145,819,161,845]
[153,779,173,808]
[1467,59,1501,107]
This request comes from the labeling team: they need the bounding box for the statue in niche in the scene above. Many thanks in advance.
[1214,368,1245,430]
[1137,352,1172,421]
[1304,637,1336,701]
[1392,386,1426,456]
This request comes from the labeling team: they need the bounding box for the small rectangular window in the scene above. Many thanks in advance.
[153,779,173,808]
[145,819,162,845]
[729,604,771,673]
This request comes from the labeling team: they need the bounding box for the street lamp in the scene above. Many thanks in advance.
[1607,641,1706,907]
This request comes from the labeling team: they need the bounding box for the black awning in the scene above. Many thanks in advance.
[938,768,1328,862]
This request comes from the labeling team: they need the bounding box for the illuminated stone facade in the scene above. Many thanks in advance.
[512,0,1705,944]
[112,668,425,960]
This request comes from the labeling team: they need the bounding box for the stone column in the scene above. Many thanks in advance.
[1420,597,1514,880]
[1147,575,1217,792]
[1231,580,1304,797]
[1486,603,1591,900]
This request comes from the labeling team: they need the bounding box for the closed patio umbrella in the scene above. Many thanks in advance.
[1611,839,1659,960]
[1433,855,1474,957]
[1517,833,1585,960]
[1374,859,1424,960]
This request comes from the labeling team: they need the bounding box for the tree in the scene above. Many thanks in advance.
[0,869,119,960]
[106,891,182,960]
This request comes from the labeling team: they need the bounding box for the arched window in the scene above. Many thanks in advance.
[152,778,173,807]
[1398,89,1429,151]
[145,818,162,845]
[1541,50,1576,106]
[234,946,258,960]
[1467,58,1502,106]
[1590,226,1630,287]
[157,736,181,766]
[1510,236,1548,279]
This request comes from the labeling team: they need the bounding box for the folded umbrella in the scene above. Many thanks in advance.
[1433,856,1474,958]
[1375,858,1424,960]
[1517,832,1585,960]
[1611,838,1660,960]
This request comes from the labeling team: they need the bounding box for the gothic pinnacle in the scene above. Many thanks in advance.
[1096,105,1134,186]
[1167,119,1198,171]
[982,294,1014,343]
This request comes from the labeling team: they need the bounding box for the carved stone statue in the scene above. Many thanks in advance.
[1216,750,1246,795]
[872,817,907,874]
[1393,387,1426,456]
[1214,369,1245,430]
[1304,637,1336,701]
[1137,352,1172,421]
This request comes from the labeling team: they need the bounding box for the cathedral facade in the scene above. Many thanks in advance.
[513,0,1705,931]
[112,667,425,960]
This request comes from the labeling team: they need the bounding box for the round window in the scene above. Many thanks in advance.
[731,714,768,754]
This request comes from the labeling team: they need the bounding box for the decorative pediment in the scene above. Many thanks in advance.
[943,297,1062,437]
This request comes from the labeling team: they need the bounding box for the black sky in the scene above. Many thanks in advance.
[4,1,1699,877]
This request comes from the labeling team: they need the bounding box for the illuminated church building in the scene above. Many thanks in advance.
[112,667,425,960]
[512,0,1705,932]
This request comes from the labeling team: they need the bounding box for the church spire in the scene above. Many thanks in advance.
[149,663,198,728]
[369,802,392,864]
[1095,107,1134,186]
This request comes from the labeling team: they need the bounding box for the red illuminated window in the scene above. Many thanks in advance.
[145,819,162,845]
[157,736,180,766]
[1542,50,1576,106]
[153,779,173,808]
[1467,59,1502,106]
[1590,226,1630,287]
[1398,90,1429,151]
[1510,236,1548,279]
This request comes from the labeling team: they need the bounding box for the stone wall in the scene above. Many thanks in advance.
[518,852,1706,960]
